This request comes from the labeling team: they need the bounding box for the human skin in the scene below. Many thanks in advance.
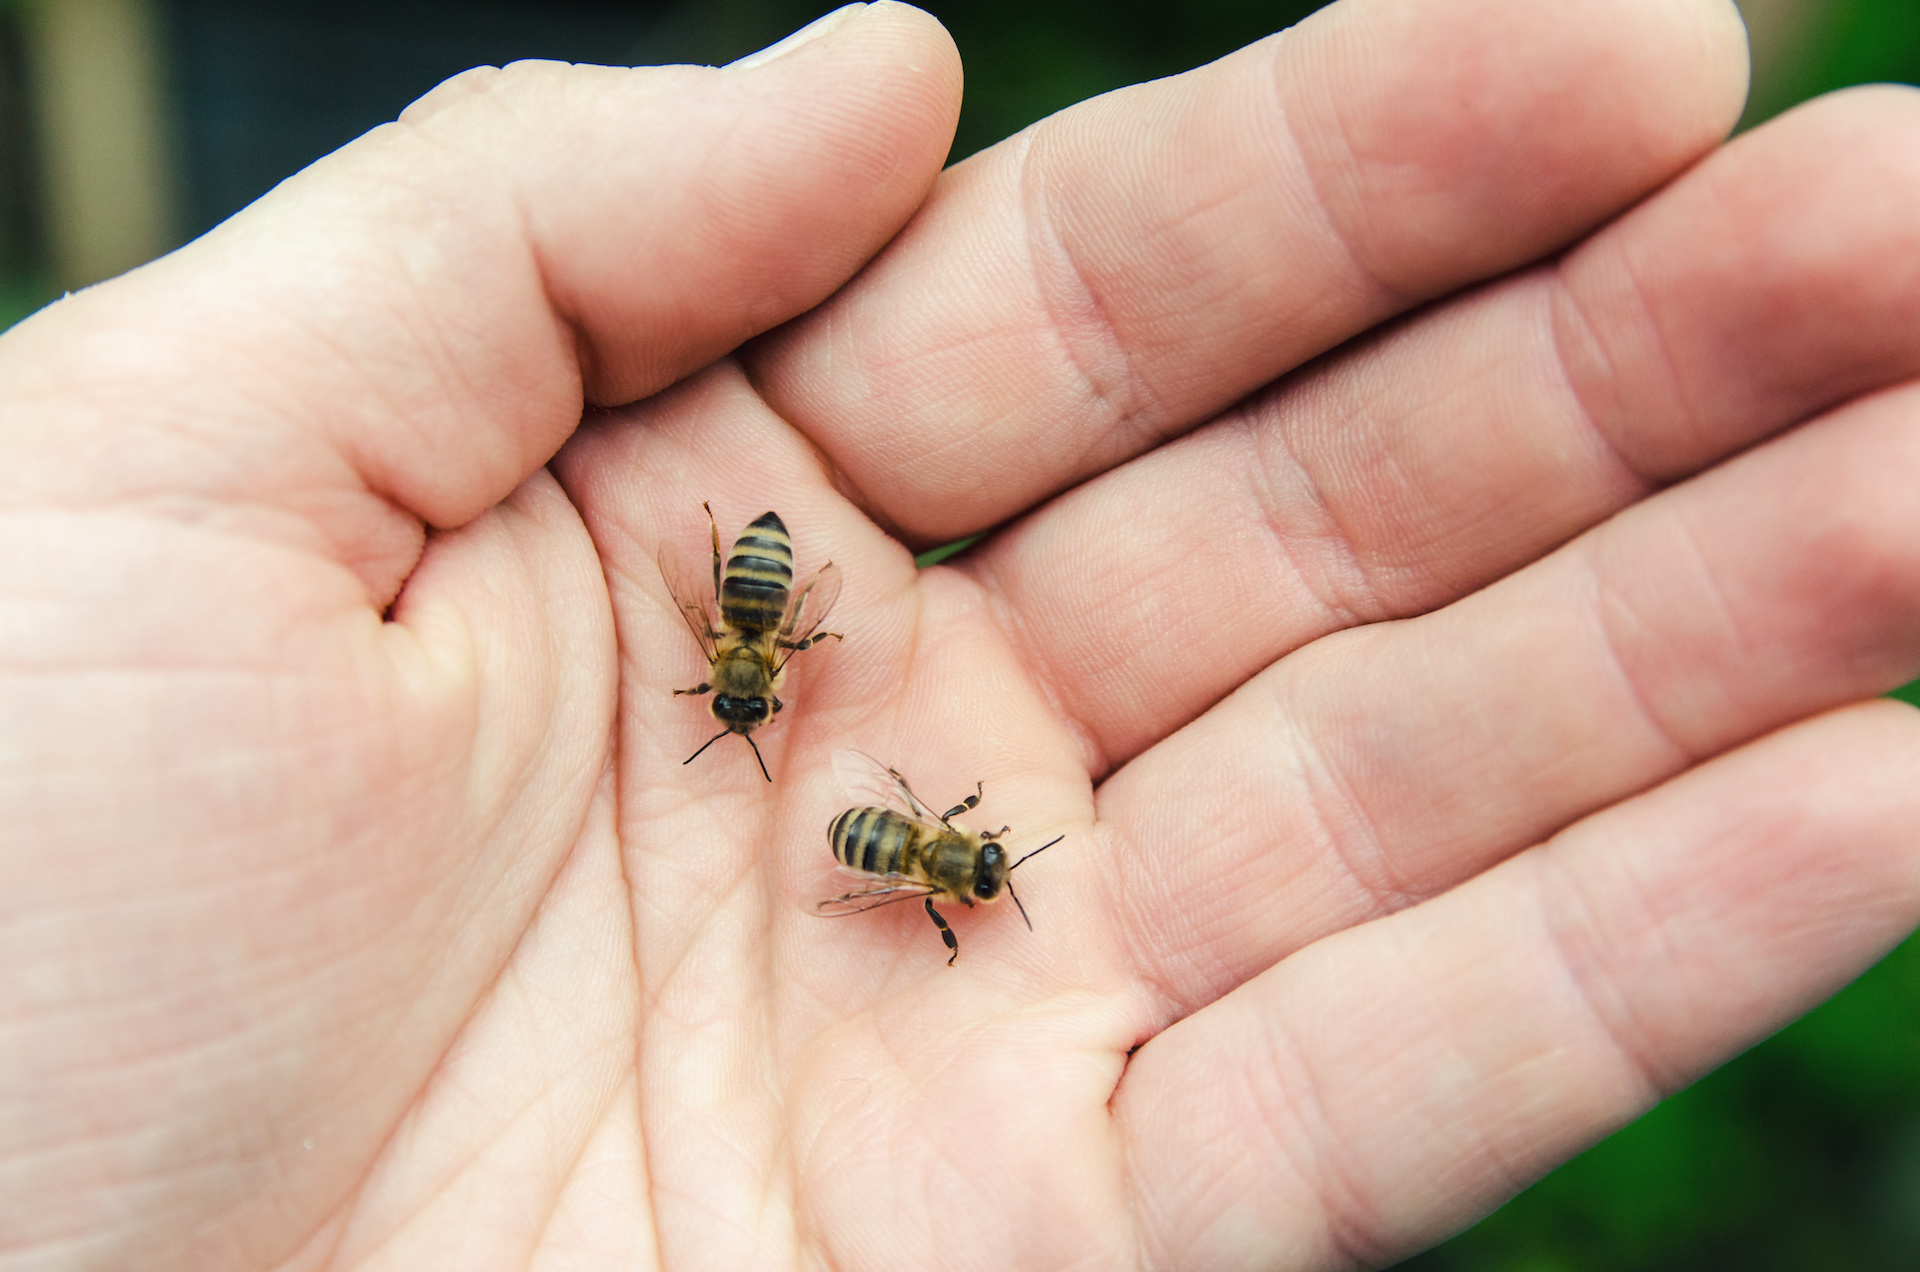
[4,0,1920,1268]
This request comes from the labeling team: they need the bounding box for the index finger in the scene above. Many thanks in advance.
[747,0,1748,543]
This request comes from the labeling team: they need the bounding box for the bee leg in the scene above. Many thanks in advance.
[892,769,937,816]
[939,782,984,825]
[771,696,784,714]
[778,563,843,643]
[925,897,959,966]
[778,631,843,651]
[674,682,712,697]
[703,501,723,598]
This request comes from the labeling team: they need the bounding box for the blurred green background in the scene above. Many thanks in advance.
[1,0,1918,1264]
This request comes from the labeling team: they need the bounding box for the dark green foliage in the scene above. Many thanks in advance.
[916,0,1326,159]
[1747,0,1920,126]
[914,536,981,568]
[0,7,47,327]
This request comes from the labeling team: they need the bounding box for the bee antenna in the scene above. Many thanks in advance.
[743,732,772,783]
[684,729,730,766]
[1006,877,1033,932]
[1009,834,1064,873]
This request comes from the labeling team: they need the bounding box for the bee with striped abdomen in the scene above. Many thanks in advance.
[661,503,841,781]
[818,750,1063,965]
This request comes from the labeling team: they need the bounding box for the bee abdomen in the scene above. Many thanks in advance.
[720,511,794,632]
[830,806,918,878]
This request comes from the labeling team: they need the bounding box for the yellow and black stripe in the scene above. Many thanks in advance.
[830,806,922,878]
[719,510,793,634]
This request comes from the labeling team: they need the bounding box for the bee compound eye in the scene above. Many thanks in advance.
[748,698,768,716]
[974,843,1006,900]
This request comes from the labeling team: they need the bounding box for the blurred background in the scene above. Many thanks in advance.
[1,0,1918,1265]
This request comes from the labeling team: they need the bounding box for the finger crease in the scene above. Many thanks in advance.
[1271,58,1417,318]
[1548,257,1686,491]
[1239,405,1386,632]
[1586,531,1718,769]
[1018,130,1165,473]
[1256,999,1401,1268]
[1530,846,1678,1099]
[969,555,1119,779]
[1283,682,1419,920]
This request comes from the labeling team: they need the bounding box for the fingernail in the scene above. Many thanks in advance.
[725,4,865,70]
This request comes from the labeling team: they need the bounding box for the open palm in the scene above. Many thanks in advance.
[8,2,1920,1269]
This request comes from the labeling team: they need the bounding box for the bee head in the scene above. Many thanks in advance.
[972,841,1009,901]
[711,694,773,730]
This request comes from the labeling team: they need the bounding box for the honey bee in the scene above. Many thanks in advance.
[818,750,1063,965]
[661,503,842,781]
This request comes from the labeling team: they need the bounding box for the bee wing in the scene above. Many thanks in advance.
[774,560,842,671]
[656,545,718,663]
[814,877,935,917]
[831,749,937,822]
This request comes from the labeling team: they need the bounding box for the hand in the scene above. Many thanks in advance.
[6,0,1919,1268]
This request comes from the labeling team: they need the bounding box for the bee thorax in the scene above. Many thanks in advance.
[712,647,777,696]
[926,835,993,899]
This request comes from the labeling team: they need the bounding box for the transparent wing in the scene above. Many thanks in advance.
[831,749,936,822]
[657,544,718,664]
[774,560,842,672]
[815,878,935,917]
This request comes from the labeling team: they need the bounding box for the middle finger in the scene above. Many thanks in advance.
[967,90,1920,768]
[746,0,1747,543]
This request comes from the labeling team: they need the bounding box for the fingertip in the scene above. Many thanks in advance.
[1555,79,1920,483]
[1289,0,1753,292]
[386,4,960,408]
[723,3,870,71]
[527,2,962,404]
[1671,0,1754,140]
[1823,696,1920,792]
[1753,78,1920,147]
